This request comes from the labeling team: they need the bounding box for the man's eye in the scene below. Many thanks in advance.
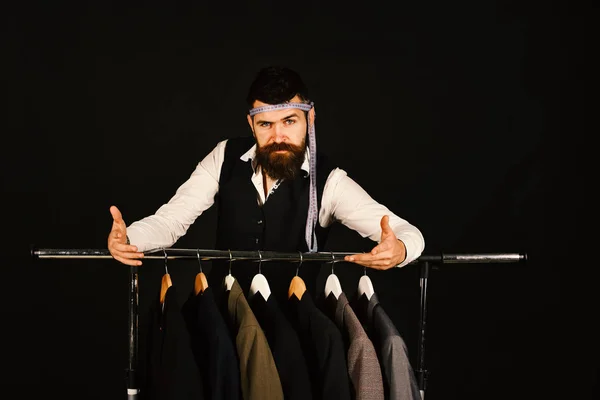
[259,122,271,128]
[284,119,296,125]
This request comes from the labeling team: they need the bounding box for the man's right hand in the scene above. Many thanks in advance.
[108,205,144,266]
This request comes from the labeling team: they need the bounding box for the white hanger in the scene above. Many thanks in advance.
[248,250,271,301]
[357,268,375,300]
[224,250,236,291]
[324,252,342,299]
[224,275,235,291]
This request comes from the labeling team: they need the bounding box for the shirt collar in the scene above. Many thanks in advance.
[240,143,311,176]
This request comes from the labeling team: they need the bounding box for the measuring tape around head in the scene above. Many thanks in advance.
[249,101,319,253]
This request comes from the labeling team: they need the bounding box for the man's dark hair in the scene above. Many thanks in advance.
[246,66,310,108]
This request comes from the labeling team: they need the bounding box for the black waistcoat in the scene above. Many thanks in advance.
[215,136,332,252]
[210,136,334,303]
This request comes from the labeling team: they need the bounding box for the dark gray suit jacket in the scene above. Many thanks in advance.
[324,292,385,400]
[355,293,421,400]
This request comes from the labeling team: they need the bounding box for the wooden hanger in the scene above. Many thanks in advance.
[288,252,307,300]
[194,250,209,295]
[160,274,172,304]
[195,271,209,295]
[357,269,375,300]
[248,251,271,301]
[160,250,172,305]
[289,276,306,300]
[324,252,342,299]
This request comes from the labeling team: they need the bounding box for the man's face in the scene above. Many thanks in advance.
[247,95,312,180]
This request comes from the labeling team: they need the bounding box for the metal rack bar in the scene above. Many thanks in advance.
[31,247,526,264]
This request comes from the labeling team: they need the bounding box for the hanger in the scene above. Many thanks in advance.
[194,249,209,295]
[324,251,342,299]
[224,250,236,291]
[160,249,172,305]
[288,251,307,300]
[357,266,375,300]
[248,250,271,301]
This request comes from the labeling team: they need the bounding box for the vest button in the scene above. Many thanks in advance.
[257,220,263,225]
[255,238,259,244]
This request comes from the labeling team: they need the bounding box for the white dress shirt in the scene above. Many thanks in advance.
[127,139,425,267]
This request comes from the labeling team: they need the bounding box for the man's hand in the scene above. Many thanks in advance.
[107,205,144,266]
[344,215,406,270]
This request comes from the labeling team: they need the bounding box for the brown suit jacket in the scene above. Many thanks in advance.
[227,279,284,400]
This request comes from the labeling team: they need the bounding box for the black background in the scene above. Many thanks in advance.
[3,1,593,399]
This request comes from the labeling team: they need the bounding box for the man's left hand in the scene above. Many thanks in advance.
[344,215,406,270]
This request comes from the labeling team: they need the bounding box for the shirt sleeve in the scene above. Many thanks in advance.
[319,168,425,267]
[126,139,228,252]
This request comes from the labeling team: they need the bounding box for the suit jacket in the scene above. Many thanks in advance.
[354,293,421,400]
[181,286,242,400]
[226,279,283,400]
[249,292,313,400]
[287,291,352,400]
[144,284,205,400]
[323,292,384,400]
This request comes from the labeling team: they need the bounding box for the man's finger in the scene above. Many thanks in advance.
[109,245,144,260]
[345,251,386,262]
[110,241,141,254]
[344,256,396,270]
[113,254,143,267]
[368,262,397,270]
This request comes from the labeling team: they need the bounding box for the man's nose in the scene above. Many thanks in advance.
[273,124,286,142]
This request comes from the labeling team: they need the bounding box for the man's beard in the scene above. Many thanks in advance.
[255,139,306,181]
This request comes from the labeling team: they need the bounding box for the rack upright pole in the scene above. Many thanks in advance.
[126,266,139,400]
[417,260,430,399]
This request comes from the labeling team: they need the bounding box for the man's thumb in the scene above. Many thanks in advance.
[110,205,124,224]
[380,215,393,234]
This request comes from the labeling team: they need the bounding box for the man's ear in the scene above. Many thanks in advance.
[246,114,255,137]
[308,108,315,125]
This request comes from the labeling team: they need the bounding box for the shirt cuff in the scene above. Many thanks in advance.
[395,235,422,268]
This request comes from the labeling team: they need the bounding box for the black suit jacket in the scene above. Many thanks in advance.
[287,291,352,400]
[249,292,313,400]
[181,286,242,400]
[144,284,205,400]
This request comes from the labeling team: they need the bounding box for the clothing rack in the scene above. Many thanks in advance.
[31,248,527,399]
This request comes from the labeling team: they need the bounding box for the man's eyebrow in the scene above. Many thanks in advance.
[255,112,301,124]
